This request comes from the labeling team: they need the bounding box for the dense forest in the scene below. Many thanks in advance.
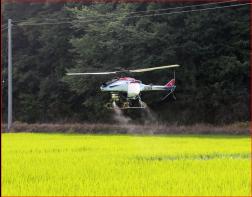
[2,1,250,125]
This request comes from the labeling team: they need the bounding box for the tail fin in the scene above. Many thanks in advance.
[165,79,175,87]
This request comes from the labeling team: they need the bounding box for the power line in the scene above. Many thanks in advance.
[13,0,239,24]
[126,2,251,19]
[15,2,250,27]
[75,0,240,20]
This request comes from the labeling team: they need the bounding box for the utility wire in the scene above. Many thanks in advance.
[65,0,241,20]
[13,0,239,23]
[126,2,251,19]
[15,2,250,27]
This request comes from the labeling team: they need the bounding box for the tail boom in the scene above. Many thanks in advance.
[141,79,176,91]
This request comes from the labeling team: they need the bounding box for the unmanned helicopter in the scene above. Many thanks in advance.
[67,64,180,109]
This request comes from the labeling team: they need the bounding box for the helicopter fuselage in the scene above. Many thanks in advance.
[66,64,180,109]
[100,77,175,99]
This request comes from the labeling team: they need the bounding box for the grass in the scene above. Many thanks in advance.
[2,133,251,196]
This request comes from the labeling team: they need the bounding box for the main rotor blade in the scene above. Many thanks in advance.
[66,72,117,75]
[129,64,180,73]
[66,64,180,76]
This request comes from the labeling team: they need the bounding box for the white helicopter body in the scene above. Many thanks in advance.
[67,64,180,109]
[100,77,176,99]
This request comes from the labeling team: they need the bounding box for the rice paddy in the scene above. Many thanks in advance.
[2,133,251,196]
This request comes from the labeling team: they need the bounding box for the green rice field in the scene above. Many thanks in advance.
[2,133,251,196]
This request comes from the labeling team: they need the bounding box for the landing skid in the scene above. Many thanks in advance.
[105,92,147,109]
[105,101,146,110]
[106,106,146,110]
[122,106,146,109]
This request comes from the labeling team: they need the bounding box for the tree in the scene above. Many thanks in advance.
[2,2,250,124]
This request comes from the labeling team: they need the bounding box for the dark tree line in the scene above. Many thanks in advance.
[2,2,250,124]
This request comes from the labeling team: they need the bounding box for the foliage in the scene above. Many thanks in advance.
[2,2,250,124]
